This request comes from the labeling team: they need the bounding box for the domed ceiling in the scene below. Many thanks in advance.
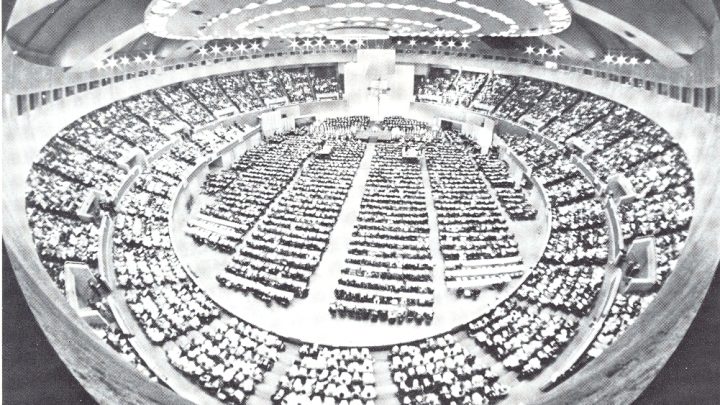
[145,0,572,40]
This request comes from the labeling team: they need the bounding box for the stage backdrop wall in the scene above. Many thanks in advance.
[344,49,413,120]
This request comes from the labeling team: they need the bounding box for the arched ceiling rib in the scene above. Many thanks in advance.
[569,0,692,67]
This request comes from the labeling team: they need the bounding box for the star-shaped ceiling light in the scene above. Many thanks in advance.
[106,56,118,68]
[524,46,534,55]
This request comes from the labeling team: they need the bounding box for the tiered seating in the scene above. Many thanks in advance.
[216,73,265,113]
[381,116,430,132]
[473,145,537,220]
[389,335,508,404]
[316,116,370,136]
[582,116,677,181]
[494,78,551,122]
[100,327,159,383]
[469,300,578,378]
[21,68,701,404]
[125,281,220,343]
[330,143,434,324]
[415,68,487,107]
[541,94,614,143]
[454,70,488,107]
[167,318,285,404]
[623,146,692,196]
[516,263,603,316]
[563,293,643,377]
[279,68,316,103]
[273,344,377,404]
[618,185,693,244]
[188,132,317,251]
[155,84,214,127]
[53,117,134,163]
[522,84,582,128]
[426,135,523,293]
[33,138,124,196]
[185,77,236,117]
[26,208,100,286]
[93,103,171,156]
[552,199,605,232]
[312,66,342,99]
[470,75,519,112]
[124,92,184,133]
[218,138,365,305]
[246,70,288,106]
[186,124,242,155]
[415,68,453,103]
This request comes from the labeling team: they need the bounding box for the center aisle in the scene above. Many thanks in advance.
[418,157,455,309]
[288,140,377,318]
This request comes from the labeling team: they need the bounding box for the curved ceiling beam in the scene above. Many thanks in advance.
[68,24,147,72]
[53,0,148,67]
[543,23,606,60]
[6,0,59,30]
[568,0,691,67]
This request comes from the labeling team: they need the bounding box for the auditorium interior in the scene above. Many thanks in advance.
[2,1,720,404]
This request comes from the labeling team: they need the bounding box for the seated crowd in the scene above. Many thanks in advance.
[425,133,523,294]
[23,63,700,404]
[331,142,435,325]
[468,299,578,379]
[188,132,317,251]
[390,334,508,404]
[215,73,266,113]
[100,326,159,383]
[472,145,537,221]
[541,93,615,144]
[273,344,376,404]
[516,263,603,316]
[279,68,316,104]
[381,116,431,134]
[470,75,519,112]
[415,68,487,107]
[494,78,551,122]
[156,84,215,127]
[219,135,365,306]
[167,317,285,404]
[185,77,236,117]
[521,84,582,128]
[315,116,370,137]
